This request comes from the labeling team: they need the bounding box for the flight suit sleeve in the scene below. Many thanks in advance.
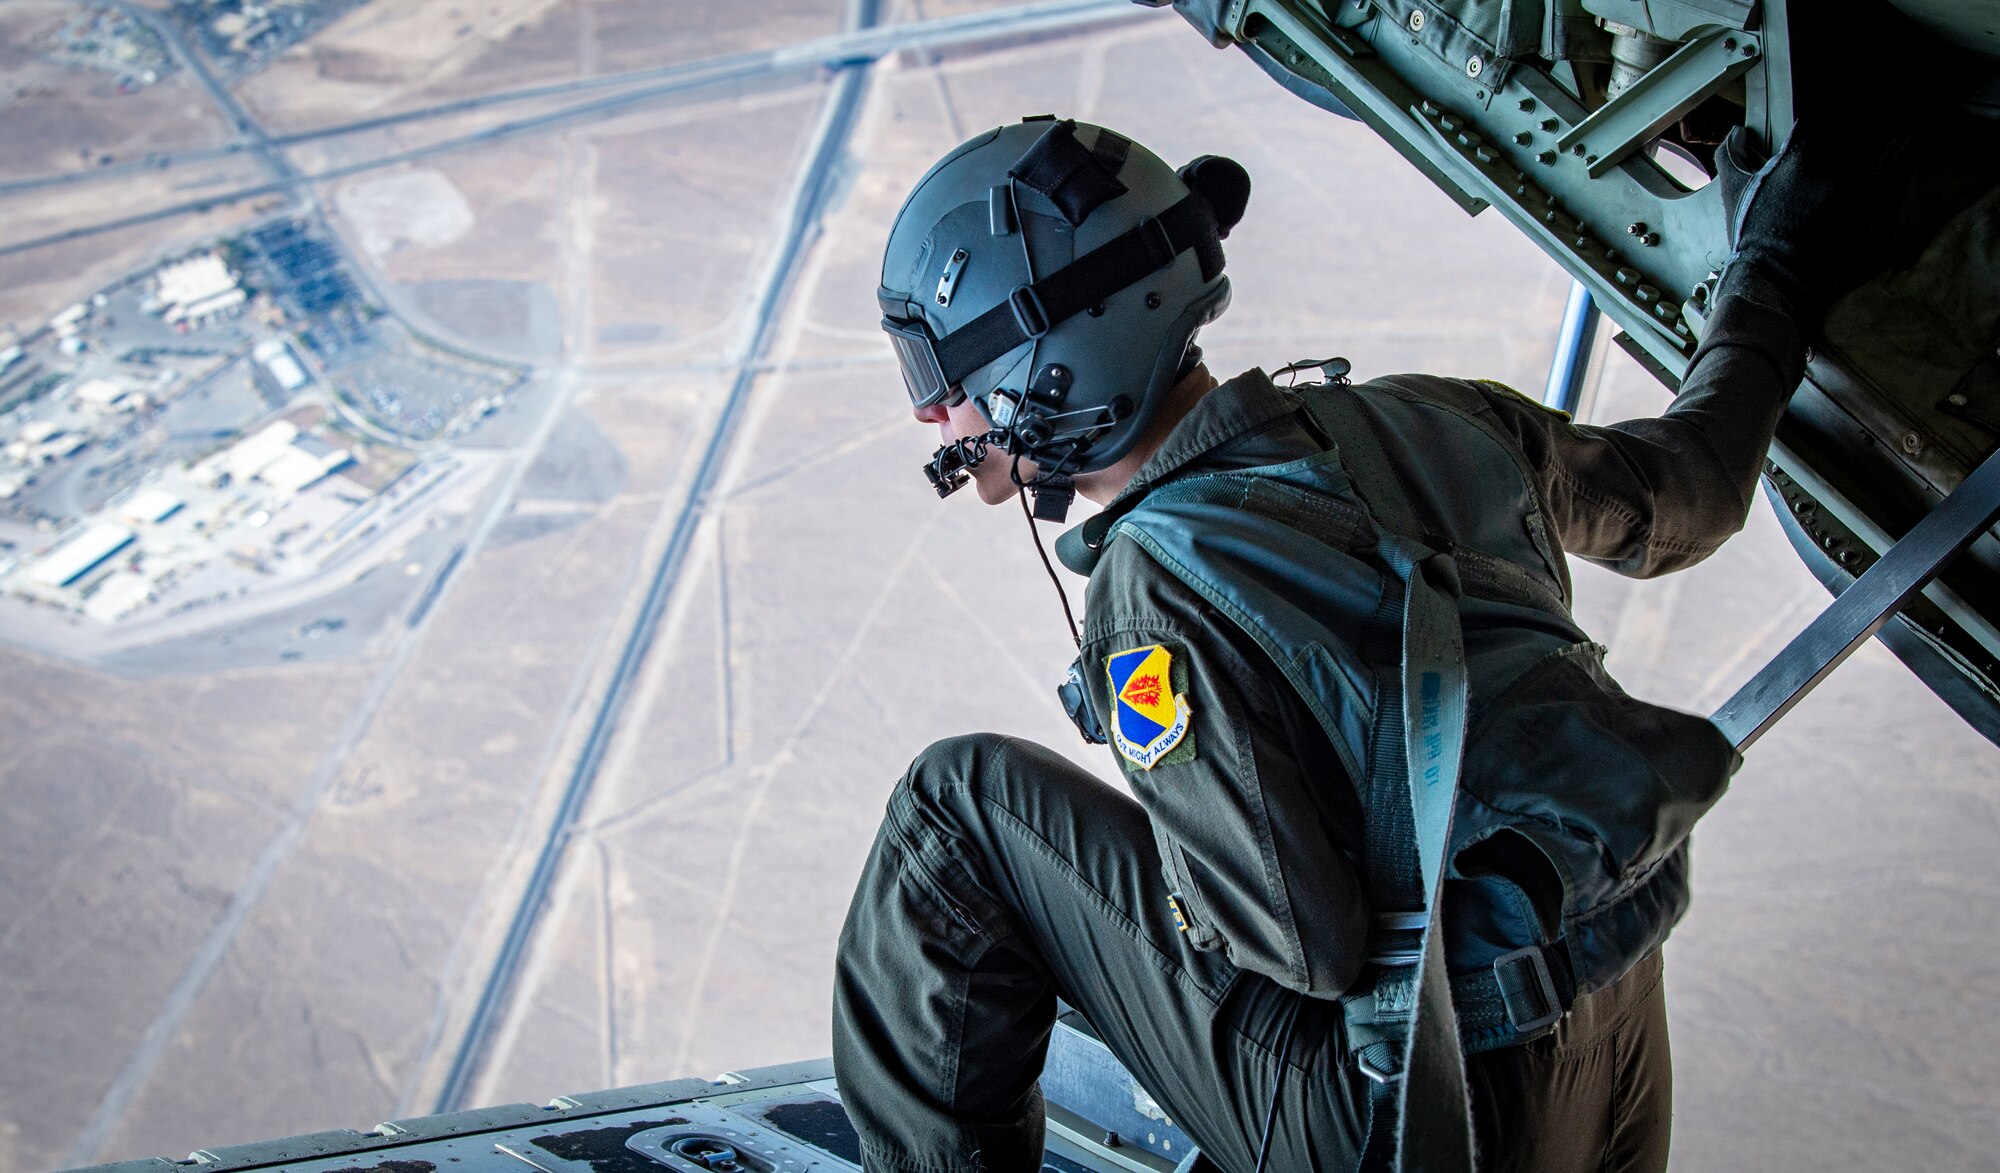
[1475,281,1807,578]
[1082,541,1369,999]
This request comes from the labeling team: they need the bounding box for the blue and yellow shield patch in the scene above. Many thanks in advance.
[1106,644,1192,770]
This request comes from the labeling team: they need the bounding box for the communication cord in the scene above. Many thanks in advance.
[1254,992,1305,1173]
[1018,481,1080,646]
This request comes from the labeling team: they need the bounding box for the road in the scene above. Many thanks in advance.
[430,0,890,1114]
[0,0,1146,259]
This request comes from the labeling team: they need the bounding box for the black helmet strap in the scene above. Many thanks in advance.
[929,189,1225,390]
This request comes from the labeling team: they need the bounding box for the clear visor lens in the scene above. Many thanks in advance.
[882,316,955,409]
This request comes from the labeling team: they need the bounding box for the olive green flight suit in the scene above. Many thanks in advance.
[832,285,1805,1173]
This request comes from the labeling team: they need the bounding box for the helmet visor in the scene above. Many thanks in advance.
[881,315,959,410]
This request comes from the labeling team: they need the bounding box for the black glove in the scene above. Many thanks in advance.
[1715,120,1905,333]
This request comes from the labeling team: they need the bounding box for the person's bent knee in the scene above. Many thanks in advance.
[895,731,1015,815]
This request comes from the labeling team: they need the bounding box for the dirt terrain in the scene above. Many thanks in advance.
[0,2,234,184]
[236,0,843,133]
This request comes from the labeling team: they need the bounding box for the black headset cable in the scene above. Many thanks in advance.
[1254,991,1305,1173]
[1018,481,1080,647]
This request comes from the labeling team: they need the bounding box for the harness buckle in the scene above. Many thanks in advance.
[1008,284,1051,338]
[1493,945,1564,1033]
[1355,1040,1401,1084]
[1366,909,1426,967]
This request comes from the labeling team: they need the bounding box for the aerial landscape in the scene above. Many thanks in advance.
[0,2,1995,1172]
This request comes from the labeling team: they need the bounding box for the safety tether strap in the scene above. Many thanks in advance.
[1301,386,1476,1173]
[932,190,1222,387]
[1376,538,1477,1173]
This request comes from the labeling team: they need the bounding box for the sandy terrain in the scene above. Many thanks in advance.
[0,5,1994,1173]
[338,168,479,257]
[584,94,823,364]
[0,2,234,184]
[0,648,376,1173]
[236,0,844,134]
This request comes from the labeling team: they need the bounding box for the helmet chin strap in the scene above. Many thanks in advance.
[1017,464,1076,523]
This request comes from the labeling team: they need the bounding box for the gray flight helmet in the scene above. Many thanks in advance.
[878,117,1249,483]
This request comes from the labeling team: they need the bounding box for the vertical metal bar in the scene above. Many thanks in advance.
[1543,280,1600,414]
[1712,444,2000,751]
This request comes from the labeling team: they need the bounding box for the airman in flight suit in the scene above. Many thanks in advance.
[835,115,1844,1172]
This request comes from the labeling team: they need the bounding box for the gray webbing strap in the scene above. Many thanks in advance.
[1307,381,1478,1171]
[1302,385,1427,540]
[1384,538,1477,1173]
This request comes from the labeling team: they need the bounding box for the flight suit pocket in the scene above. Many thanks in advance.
[1154,829,1226,952]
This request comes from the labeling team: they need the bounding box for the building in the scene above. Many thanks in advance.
[26,523,134,589]
[83,571,152,622]
[259,433,353,496]
[157,253,244,324]
[206,419,300,484]
[73,377,143,414]
[253,338,309,392]
[198,420,354,497]
[120,487,184,525]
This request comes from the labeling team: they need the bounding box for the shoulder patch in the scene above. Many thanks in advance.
[1105,643,1194,770]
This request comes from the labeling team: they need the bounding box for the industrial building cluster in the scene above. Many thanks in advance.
[9,416,363,623]
[0,179,526,644]
[0,238,450,632]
